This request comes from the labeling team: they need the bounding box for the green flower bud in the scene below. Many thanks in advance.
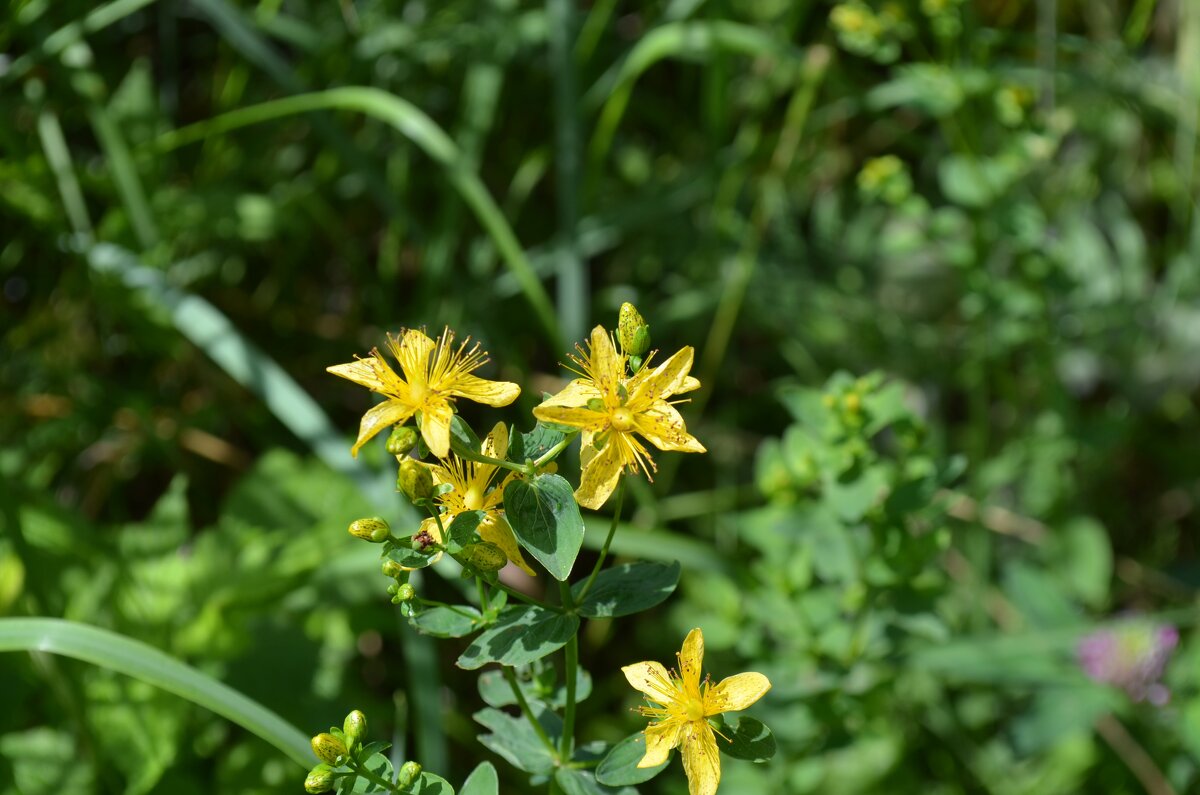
[348,517,391,543]
[460,542,507,573]
[386,425,419,456]
[382,558,406,579]
[343,710,367,747]
[618,302,650,356]
[395,583,416,602]
[311,733,347,766]
[397,761,422,788]
[397,459,435,504]
[305,763,336,793]
[628,354,644,373]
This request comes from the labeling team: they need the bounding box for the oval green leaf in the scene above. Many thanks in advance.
[459,762,499,795]
[409,606,485,638]
[711,715,776,762]
[596,731,671,786]
[456,606,579,669]
[504,474,585,581]
[573,561,680,618]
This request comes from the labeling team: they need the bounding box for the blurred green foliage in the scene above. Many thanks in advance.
[4,0,1200,792]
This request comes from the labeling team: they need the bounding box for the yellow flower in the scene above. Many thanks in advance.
[623,628,771,795]
[416,422,535,576]
[327,328,520,459]
[531,325,705,509]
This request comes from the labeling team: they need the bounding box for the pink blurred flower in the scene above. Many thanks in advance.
[1077,623,1178,705]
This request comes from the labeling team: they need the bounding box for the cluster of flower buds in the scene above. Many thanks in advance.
[1077,622,1179,705]
[306,710,366,792]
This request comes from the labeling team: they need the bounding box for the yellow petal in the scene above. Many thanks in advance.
[705,672,771,715]
[635,401,706,454]
[586,325,623,395]
[479,513,536,576]
[678,375,701,395]
[575,436,624,509]
[631,346,695,404]
[680,722,721,795]
[327,357,389,391]
[539,378,603,409]
[639,722,682,768]
[679,628,704,688]
[532,404,608,433]
[482,422,509,459]
[350,400,416,457]
[420,399,455,459]
[448,374,521,407]
[389,329,437,384]
[579,430,597,473]
[621,661,678,704]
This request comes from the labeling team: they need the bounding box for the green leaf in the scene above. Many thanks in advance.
[554,768,638,795]
[457,606,578,669]
[386,544,437,570]
[504,474,585,581]
[446,511,486,553]
[477,666,592,709]
[409,606,486,638]
[338,751,394,793]
[573,561,680,618]
[459,762,499,795]
[508,422,566,463]
[596,732,670,786]
[473,708,561,775]
[0,618,310,768]
[450,415,482,456]
[1054,517,1112,608]
[711,715,776,762]
[408,773,455,795]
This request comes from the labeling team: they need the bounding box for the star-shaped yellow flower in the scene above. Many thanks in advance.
[327,328,520,459]
[416,422,535,576]
[623,628,771,795]
[531,325,705,509]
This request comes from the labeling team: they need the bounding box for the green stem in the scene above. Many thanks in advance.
[452,446,529,474]
[532,432,579,471]
[417,599,479,620]
[477,577,489,612]
[489,579,552,610]
[350,758,403,794]
[576,478,624,601]
[502,667,560,761]
[558,581,579,763]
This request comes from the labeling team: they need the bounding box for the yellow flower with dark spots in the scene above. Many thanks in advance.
[327,328,520,459]
[623,628,771,795]
[532,325,704,509]
[417,422,535,576]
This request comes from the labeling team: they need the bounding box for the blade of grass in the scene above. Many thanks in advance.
[4,0,160,83]
[0,618,312,768]
[36,110,94,240]
[85,243,398,513]
[186,0,402,219]
[583,21,805,169]
[153,87,560,346]
[88,101,159,249]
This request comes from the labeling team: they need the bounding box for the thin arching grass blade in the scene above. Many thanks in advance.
[0,618,312,768]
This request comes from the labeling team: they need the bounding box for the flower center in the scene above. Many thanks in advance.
[611,407,634,432]
[464,485,484,511]
[685,698,705,722]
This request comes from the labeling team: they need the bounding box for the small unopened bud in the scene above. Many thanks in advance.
[629,354,644,372]
[618,302,650,356]
[395,583,416,602]
[348,517,391,543]
[386,425,419,456]
[311,733,347,766]
[397,761,422,788]
[843,392,861,414]
[305,763,335,793]
[382,559,405,579]
[397,459,435,503]
[460,541,507,573]
[343,710,367,746]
